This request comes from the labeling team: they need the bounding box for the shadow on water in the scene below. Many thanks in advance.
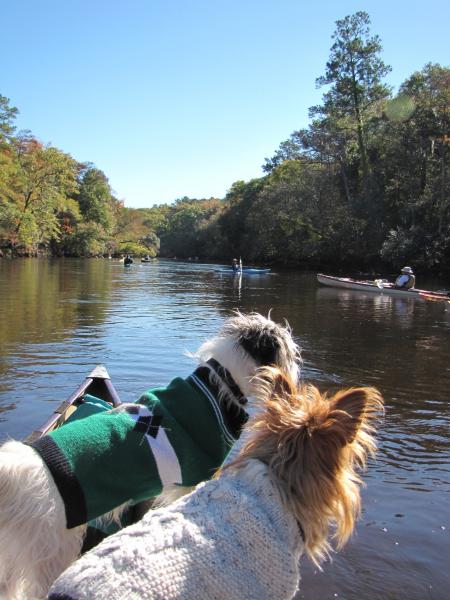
[0,260,449,598]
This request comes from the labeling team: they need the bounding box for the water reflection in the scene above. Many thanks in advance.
[316,286,418,329]
[1,261,450,599]
[232,271,242,300]
[0,259,113,350]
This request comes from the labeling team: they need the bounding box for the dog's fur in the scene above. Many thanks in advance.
[0,312,301,600]
[48,367,383,600]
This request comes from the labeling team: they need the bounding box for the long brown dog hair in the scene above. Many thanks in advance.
[225,366,384,565]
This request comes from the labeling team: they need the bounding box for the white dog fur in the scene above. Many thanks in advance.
[0,312,301,600]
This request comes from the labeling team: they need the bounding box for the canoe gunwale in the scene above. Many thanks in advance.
[24,365,121,443]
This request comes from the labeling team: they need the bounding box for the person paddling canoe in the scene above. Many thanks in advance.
[394,266,415,289]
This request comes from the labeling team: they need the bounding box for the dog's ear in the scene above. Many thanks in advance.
[328,387,383,445]
[255,366,297,401]
[248,366,298,427]
[238,329,279,366]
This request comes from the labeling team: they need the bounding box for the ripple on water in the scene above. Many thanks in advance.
[1,260,450,599]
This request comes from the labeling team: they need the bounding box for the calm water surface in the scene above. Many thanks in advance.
[1,258,449,600]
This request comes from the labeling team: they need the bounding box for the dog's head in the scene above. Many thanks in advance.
[194,312,302,402]
[227,366,383,565]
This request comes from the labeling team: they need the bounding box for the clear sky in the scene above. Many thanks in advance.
[3,0,449,208]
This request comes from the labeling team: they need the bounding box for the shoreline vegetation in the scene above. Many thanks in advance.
[1,12,449,275]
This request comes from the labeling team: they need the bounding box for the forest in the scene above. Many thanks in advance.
[1,12,449,273]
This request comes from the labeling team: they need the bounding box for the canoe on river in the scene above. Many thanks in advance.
[317,273,449,300]
[24,365,121,443]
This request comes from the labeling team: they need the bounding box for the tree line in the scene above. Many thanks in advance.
[1,11,449,273]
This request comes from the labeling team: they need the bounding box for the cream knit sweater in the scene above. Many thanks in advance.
[48,459,304,600]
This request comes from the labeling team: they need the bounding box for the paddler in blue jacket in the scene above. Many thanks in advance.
[395,266,416,289]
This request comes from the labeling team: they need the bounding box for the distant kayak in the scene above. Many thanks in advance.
[215,267,271,274]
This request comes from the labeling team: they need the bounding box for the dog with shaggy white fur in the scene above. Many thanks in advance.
[48,366,383,600]
[0,312,301,600]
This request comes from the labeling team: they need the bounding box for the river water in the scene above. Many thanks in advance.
[0,258,449,599]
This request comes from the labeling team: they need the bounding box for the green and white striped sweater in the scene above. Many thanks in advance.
[29,364,248,528]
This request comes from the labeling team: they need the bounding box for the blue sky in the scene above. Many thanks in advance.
[3,0,449,208]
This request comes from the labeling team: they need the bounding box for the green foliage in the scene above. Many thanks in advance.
[384,94,416,123]
[259,16,449,273]
[114,206,164,256]
[312,11,391,194]
[0,95,18,142]
[62,222,108,257]
[4,137,79,250]
[160,197,224,257]
[140,232,160,253]
[315,12,391,117]
[77,167,116,233]
[217,179,267,257]
[118,241,151,256]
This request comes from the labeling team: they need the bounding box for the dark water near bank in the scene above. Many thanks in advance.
[1,258,449,599]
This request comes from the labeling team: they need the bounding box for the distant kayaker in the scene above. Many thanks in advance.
[231,258,240,272]
[394,266,415,289]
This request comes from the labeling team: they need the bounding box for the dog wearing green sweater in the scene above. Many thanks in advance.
[0,312,301,600]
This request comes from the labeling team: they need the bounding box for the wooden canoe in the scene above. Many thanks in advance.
[24,365,121,443]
